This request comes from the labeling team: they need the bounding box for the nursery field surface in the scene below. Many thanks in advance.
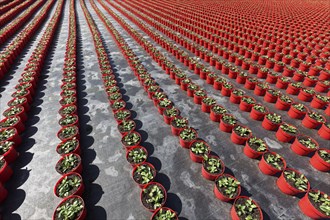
[0,0,329,219]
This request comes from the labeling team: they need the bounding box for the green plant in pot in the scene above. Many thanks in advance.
[0,117,19,128]
[266,113,282,124]
[179,128,197,142]
[0,141,14,155]
[127,148,147,164]
[253,105,267,113]
[234,198,261,220]
[0,128,15,141]
[233,125,252,137]
[118,120,135,133]
[232,89,244,96]
[194,89,206,97]
[133,164,155,185]
[315,94,330,103]
[280,123,298,135]
[264,153,285,170]
[152,208,176,220]
[297,136,318,149]
[142,184,166,210]
[318,150,330,163]
[3,106,23,117]
[279,95,293,103]
[202,155,223,174]
[308,191,330,216]
[122,132,141,146]
[307,112,325,123]
[55,197,84,220]
[171,117,188,128]
[57,138,79,155]
[222,114,237,125]
[267,89,280,96]
[187,83,199,91]
[108,93,122,102]
[153,92,167,101]
[247,137,267,152]
[159,98,172,108]
[291,82,302,88]
[58,126,78,140]
[114,109,130,121]
[223,83,233,89]
[216,175,240,199]
[283,170,309,191]
[292,103,307,112]
[164,107,179,118]
[60,96,76,105]
[57,154,80,174]
[111,100,125,111]
[191,141,209,156]
[241,97,255,104]
[212,105,227,115]
[56,174,82,198]
[60,106,76,116]
[8,97,26,107]
[202,97,216,106]
[59,115,77,126]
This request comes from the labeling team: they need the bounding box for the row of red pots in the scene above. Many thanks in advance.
[119,2,330,140]
[53,1,87,220]
[0,0,23,14]
[116,0,329,124]
[138,0,330,63]
[0,0,53,78]
[0,0,65,207]
[0,0,31,27]
[99,4,264,219]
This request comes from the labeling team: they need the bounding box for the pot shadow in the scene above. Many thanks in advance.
[147,156,162,171]
[0,189,26,219]
[76,13,106,219]
[178,217,189,220]
[155,172,170,191]
[165,193,183,216]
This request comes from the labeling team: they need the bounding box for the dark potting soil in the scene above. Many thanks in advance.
[318,151,330,163]
[308,193,329,216]
[283,170,304,191]
[216,177,239,199]
[234,198,261,220]
[264,153,284,170]
[54,197,84,220]
[248,142,264,152]
[57,141,78,154]
[55,156,80,174]
[202,159,222,174]
[56,174,81,198]
[141,184,165,210]
[133,166,156,184]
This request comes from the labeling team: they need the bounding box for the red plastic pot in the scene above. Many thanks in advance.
[56,138,81,156]
[54,172,84,198]
[243,139,269,159]
[230,196,263,220]
[0,183,8,203]
[220,118,236,133]
[314,81,329,93]
[189,140,210,163]
[275,78,289,89]
[244,79,256,90]
[276,168,310,195]
[258,152,286,175]
[236,74,247,84]
[239,97,255,112]
[0,159,13,183]
[317,124,330,140]
[265,74,278,84]
[0,142,18,164]
[275,97,292,111]
[214,174,241,202]
[264,90,278,103]
[250,106,268,121]
[0,116,25,134]
[221,86,232,97]
[286,84,301,95]
[290,136,318,156]
[213,80,222,90]
[298,190,328,219]
[7,97,30,112]
[126,146,148,167]
[193,94,206,105]
[297,89,314,102]
[179,128,197,149]
[132,162,156,188]
[55,153,83,175]
[53,196,86,220]
[288,105,308,119]
[121,131,142,149]
[141,182,167,212]
[201,155,225,181]
[57,125,79,142]
[0,128,21,146]
[275,125,297,143]
[310,149,330,172]
[231,125,252,145]
[229,92,243,104]
[301,113,325,129]
[310,96,328,109]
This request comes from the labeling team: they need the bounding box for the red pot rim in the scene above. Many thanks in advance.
[54,172,83,198]
[53,195,85,220]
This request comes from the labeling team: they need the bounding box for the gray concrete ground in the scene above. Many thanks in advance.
[0,0,329,219]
